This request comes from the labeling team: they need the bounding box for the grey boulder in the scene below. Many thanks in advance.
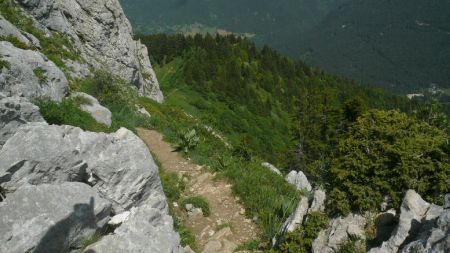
[369,190,443,253]
[0,96,44,148]
[309,189,326,213]
[0,182,111,253]
[17,0,164,102]
[85,193,183,253]
[281,196,309,233]
[262,162,282,176]
[0,41,68,101]
[312,214,367,253]
[0,123,163,212]
[286,170,312,192]
[0,14,40,48]
[71,92,112,127]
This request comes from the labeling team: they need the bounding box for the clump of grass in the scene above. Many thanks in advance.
[0,58,10,70]
[181,196,211,217]
[34,98,109,132]
[173,215,197,250]
[160,170,186,201]
[33,67,47,82]
[0,35,29,49]
[236,239,261,251]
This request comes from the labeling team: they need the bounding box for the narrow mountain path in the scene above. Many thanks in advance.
[137,128,258,253]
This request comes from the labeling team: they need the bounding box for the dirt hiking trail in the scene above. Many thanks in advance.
[137,128,258,253]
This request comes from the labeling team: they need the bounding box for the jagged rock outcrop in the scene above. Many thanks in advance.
[0,41,69,101]
[0,123,162,212]
[0,182,111,253]
[309,189,326,213]
[286,170,312,192]
[85,193,183,253]
[369,190,443,253]
[281,196,310,233]
[0,14,40,48]
[0,96,44,148]
[262,162,282,176]
[16,0,164,102]
[71,92,112,126]
[312,214,367,253]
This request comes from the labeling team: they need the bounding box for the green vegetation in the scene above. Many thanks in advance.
[336,236,365,253]
[235,239,261,251]
[33,67,47,82]
[0,58,10,70]
[328,109,450,215]
[35,98,109,132]
[174,129,199,153]
[215,222,234,232]
[0,35,29,49]
[275,212,329,253]
[181,196,211,217]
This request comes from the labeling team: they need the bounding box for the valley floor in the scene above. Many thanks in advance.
[137,128,259,252]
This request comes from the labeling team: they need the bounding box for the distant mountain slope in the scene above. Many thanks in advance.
[297,0,450,92]
[119,0,345,53]
[120,0,450,94]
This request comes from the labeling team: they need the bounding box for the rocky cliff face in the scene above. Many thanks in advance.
[2,0,163,102]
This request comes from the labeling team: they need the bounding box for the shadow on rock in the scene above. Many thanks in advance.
[33,197,98,253]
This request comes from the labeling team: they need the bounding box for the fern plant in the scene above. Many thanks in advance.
[174,129,199,153]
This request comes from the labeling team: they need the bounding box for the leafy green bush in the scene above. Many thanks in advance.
[35,98,109,132]
[329,110,450,215]
[276,212,329,253]
[174,129,199,153]
[181,196,211,217]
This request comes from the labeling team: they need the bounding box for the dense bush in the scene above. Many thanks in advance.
[329,110,450,214]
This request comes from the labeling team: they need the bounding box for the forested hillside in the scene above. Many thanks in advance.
[138,34,450,251]
[121,0,450,94]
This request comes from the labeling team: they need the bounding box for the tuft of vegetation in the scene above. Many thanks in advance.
[215,222,234,232]
[35,98,109,132]
[174,128,200,153]
[336,236,365,253]
[275,211,329,253]
[33,67,47,82]
[0,35,29,49]
[0,58,10,70]
[160,170,185,201]
[181,196,211,217]
[235,239,261,251]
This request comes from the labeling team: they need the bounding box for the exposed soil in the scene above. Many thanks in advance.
[137,128,258,252]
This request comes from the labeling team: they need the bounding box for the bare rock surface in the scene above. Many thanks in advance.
[281,196,309,233]
[0,182,111,253]
[0,123,162,212]
[0,41,69,101]
[0,96,44,148]
[17,0,163,102]
[286,170,312,192]
[71,92,112,126]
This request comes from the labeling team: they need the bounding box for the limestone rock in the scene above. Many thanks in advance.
[17,0,164,102]
[0,182,111,253]
[203,227,237,253]
[71,92,112,126]
[309,189,326,213]
[0,96,44,148]
[261,162,282,176]
[286,170,312,192]
[0,41,69,101]
[0,123,162,212]
[312,214,367,253]
[369,190,443,253]
[281,196,309,233]
[0,14,40,48]
[108,211,131,226]
[85,193,183,253]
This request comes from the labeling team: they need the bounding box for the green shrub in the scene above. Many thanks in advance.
[35,98,109,132]
[0,35,29,49]
[329,110,450,215]
[236,239,261,251]
[0,58,10,70]
[160,170,185,201]
[174,129,200,153]
[277,212,329,253]
[181,196,211,217]
[33,67,47,82]
[336,236,365,253]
